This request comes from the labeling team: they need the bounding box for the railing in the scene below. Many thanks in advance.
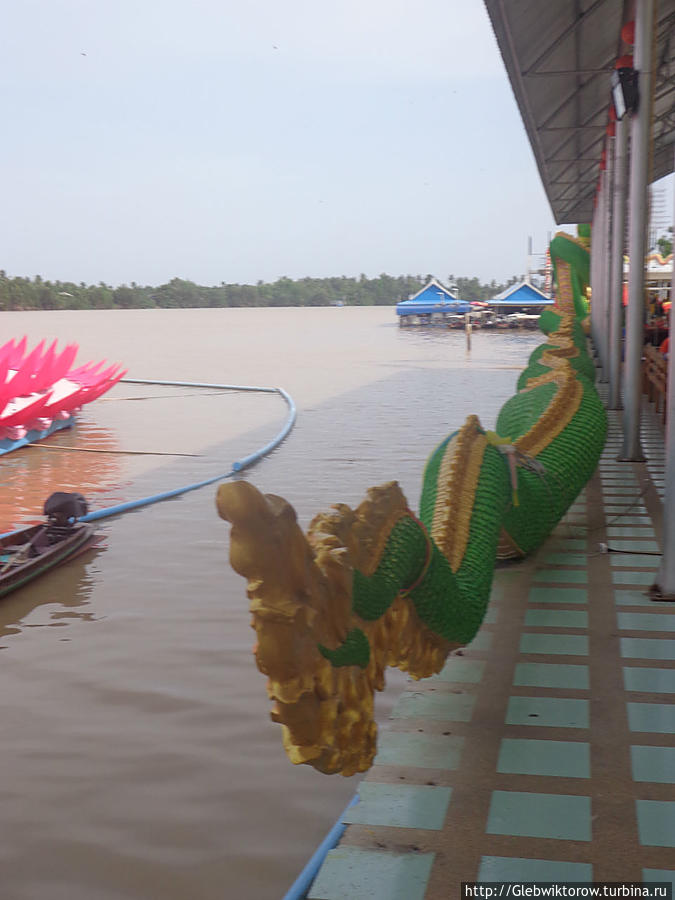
[642,343,668,423]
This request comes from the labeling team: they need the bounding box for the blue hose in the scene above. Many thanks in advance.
[1,379,296,535]
[282,794,359,900]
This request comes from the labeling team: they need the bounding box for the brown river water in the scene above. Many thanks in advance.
[0,308,541,900]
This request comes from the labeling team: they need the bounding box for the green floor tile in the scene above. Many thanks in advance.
[482,605,498,624]
[610,540,660,553]
[603,486,647,495]
[464,631,493,651]
[613,571,658,586]
[479,857,593,881]
[546,539,588,551]
[636,800,675,847]
[607,516,652,524]
[519,633,589,656]
[528,587,588,605]
[308,847,434,900]
[431,658,486,683]
[623,667,675,694]
[610,554,659,569]
[620,638,675,660]
[540,553,588,567]
[343,783,451,830]
[391,690,475,722]
[513,662,589,689]
[533,570,588,584]
[614,589,659,607]
[374,732,465,769]
[489,583,505,602]
[524,609,588,628]
[497,738,590,778]
[618,612,675,632]
[607,526,656,538]
[627,702,675,734]
[642,869,675,892]
[487,790,592,841]
[630,746,675,783]
[505,696,589,729]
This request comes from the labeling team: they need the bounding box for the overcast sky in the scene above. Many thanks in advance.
[0,1,671,288]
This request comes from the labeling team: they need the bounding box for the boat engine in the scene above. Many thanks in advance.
[43,492,88,539]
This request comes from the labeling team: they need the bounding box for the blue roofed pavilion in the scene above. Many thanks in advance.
[487,281,553,313]
[396,278,472,317]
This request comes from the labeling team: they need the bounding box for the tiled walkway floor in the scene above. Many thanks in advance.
[307,397,675,900]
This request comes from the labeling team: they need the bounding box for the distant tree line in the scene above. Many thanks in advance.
[0,269,523,311]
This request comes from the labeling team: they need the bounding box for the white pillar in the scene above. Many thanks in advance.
[591,190,602,360]
[600,161,614,382]
[621,0,654,460]
[609,118,629,409]
[655,146,675,597]
[595,172,606,375]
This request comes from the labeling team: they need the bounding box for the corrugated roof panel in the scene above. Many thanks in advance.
[484,0,675,223]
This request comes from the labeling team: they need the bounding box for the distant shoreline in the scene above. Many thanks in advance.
[0,271,523,312]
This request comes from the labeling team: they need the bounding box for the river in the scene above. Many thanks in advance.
[0,307,541,900]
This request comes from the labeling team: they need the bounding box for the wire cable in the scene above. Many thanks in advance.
[1,379,296,536]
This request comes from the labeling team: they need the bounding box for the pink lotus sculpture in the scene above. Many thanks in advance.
[0,337,126,453]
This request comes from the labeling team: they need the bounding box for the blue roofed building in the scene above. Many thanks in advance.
[396,278,472,322]
[487,280,553,315]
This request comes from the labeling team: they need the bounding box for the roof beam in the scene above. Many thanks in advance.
[551,162,599,199]
[546,131,605,184]
[547,157,604,162]
[542,98,609,170]
[537,66,612,129]
[541,125,607,130]
[524,68,613,76]
[521,0,612,76]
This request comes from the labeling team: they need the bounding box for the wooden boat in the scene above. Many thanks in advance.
[0,493,97,598]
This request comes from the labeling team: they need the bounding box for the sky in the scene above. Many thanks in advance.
[0,1,670,289]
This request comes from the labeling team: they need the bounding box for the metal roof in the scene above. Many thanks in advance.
[407,278,459,302]
[490,280,553,302]
[483,0,675,224]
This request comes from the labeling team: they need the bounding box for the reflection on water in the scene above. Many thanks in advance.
[0,309,542,900]
[0,541,105,643]
[0,416,122,531]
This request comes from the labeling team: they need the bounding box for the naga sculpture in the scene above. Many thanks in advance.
[217,230,606,776]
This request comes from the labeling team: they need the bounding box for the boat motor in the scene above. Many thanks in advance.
[43,492,88,540]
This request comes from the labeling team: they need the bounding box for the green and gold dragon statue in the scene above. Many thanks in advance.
[217,230,606,776]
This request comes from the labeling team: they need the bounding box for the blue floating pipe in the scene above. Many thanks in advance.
[282,794,359,900]
[81,381,295,522]
[0,379,296,536]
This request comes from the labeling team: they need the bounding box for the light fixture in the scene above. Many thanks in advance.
[611,56,638,120]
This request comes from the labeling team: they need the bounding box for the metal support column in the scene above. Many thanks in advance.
[621,0,654,460]
[608,118,629,409]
